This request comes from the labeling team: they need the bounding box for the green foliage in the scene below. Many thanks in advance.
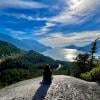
[70,51,100,82]
[0,58,33,71]
[0,69,42,86]
[21,50,56,65]
[80,72,92,81]
[71,50,98,77]
[0,69,31,85]
[54,67,70,75]
[80,66,100,82]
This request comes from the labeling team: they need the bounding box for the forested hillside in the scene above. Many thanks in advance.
[0,40,70,88]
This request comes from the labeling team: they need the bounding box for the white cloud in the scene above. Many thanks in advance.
[3,13,49,21]
[0,0,47,9]
[34,22,56,36]
[50,0,100,24]
[6,28,28,39]
[40,31,100,47]
[4,0,100,24]
[6,28,26,35]
[6,28,35,39]
[1,0,99,23]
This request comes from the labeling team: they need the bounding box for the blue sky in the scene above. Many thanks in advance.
[0,0,100,47]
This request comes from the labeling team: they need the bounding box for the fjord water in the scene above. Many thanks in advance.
[43,48,80,62]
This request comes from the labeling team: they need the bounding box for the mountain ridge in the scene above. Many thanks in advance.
[65,40,100,53]
[0,33,51,52]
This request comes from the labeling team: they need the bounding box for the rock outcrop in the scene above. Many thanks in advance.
[0,75,100,100]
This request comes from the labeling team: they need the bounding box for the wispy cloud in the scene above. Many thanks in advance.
[3,0,100,24]
[40,31,100,47]
[6,28,28,39]
[34,22,56,36]
[3,13,49,21]
[50,0,100,24]
[6,28,26,35]
[0,0,47,9]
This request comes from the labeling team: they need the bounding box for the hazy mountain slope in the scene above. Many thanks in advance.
[0,75,100,100]
[64,45,81,50]
[22,39,51,52]
[0,40,20,57]
[0,33,51,52]
[0,33,25,50]
[65,40,100,53]
[79,40,100,53]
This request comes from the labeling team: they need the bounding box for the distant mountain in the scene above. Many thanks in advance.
[65,40,100,54]
[0,33,24,49]
[64,45,81,50]
[0,33,51,52]
[79,40,100,53]
[22,39,51,52]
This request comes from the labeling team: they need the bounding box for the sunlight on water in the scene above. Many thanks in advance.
[62,49,78,62]
[42,48,80,62]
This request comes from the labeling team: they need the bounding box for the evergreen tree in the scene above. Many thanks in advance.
[73,53,90,77]
[90,38,99,67]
